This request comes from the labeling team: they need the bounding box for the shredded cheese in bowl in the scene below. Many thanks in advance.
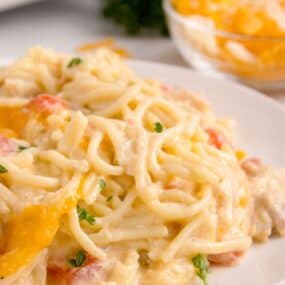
[167,0,285,91]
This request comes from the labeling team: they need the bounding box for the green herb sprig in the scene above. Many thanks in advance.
[68,250,86,267]
[67,57,83,68]
[154,122,163,133]
[103,0,168,36]
[77,206,95,225]
[0,164,8,174]
[99,179,106,192]
[18,145,29,151]
[192,254,210,285]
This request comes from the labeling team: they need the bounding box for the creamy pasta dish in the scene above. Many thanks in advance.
[0,47,284,285]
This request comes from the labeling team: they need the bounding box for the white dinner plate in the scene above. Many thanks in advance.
[1,57,285,285]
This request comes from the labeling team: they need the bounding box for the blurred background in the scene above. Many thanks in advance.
[0,0,184,64]
[1,0,285,103]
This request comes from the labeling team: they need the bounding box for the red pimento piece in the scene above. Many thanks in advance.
[0,135,17,155]
[26,94,68,115]
[208,251,244,266]
[48,254,101,285]
[70,257,101,285]
[205,128,227,149]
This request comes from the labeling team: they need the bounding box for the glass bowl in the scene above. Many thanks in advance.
[163,0,285,93]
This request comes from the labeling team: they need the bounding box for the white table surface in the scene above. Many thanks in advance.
[0,0,284,104]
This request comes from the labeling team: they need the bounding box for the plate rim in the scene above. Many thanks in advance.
[127,58,285,114]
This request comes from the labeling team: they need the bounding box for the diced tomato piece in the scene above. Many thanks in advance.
[241,158,262,176]
[208,251,244,266]
[205,128,227,149]
[26,94,68,115]
[47,265,66,285]
[48,254,101,285]
[0,135,16,155]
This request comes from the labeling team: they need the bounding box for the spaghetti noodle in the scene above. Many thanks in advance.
[0,47,284,285]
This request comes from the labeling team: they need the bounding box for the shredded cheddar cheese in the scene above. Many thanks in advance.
[0,128,18,139]
[77,38,114,52]
[77,38,132,58]
[0,205,59,277]
[0,106,27,135]
[171,0,285,82]
[0,173,87,277]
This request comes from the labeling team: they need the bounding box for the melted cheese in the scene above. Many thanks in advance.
[0,173,88,277]
[0,205,59,277]
[0,128,18,139]
[77,38,132,58]
[0,194,81,277]
[0,106,28,137]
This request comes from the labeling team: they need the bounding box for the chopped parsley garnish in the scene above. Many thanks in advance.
[0,164,8,174]
[153,122,163,133]
[67,57,83,68]
[192,254,210,285]
[77,206,95,225]
[106,195,113,202]
[99,178,106,191]
[68,250,86,267]
[18,145,29,151]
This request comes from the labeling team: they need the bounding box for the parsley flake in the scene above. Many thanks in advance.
[68,250,86,267]
[0,164,8,174]
[67,57,83,68]
[192,254,210,285]
[153,122,163,133]
[106,195,113,202]
[77,206,95,225]
[99,179,106,191]
[18,145,29,151]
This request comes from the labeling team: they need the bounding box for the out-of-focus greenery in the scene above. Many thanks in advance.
[102,0,168,36]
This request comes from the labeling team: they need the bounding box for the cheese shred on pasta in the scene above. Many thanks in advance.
[0,47,284,285]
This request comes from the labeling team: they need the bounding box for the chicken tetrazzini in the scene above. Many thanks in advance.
[0,47,284,285]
